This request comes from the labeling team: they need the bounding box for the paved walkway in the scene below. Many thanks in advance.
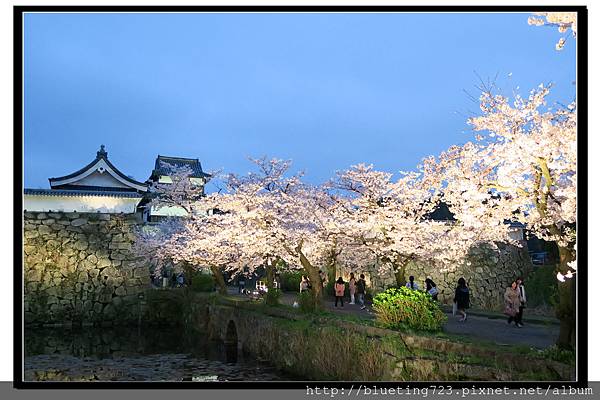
[229,288,559,350]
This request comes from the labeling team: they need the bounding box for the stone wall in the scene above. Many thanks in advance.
[364,243,533,311]
[23,211,148,326]
[196,296,572,381]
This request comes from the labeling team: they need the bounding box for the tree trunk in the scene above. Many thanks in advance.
[210,265,227,295]
[297,250,323,305]
[327,258,337,287]
[393,257,411,287]
[265,261,275,290]
[394,266,406,288]
[555,245,576,349]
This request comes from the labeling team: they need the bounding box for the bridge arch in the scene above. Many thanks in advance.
[224,320,238,363]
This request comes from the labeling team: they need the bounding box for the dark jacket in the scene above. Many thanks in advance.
[454,286,470,309]
[356,279,366,294]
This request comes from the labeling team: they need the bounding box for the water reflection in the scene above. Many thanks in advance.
[24,327,291,382]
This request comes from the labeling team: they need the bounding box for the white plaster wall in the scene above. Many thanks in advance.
[150,204,188,217]
[24,195,142,214]
[72,171,131,188]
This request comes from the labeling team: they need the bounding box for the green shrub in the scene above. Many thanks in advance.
[325,281,335,297]
[265,288,282,306]
[190,273,215,293]
[298,291,320,314]
[372,287,446,332]
[280,271,303,292]
[540,345,575,365]
[525,265,558,308]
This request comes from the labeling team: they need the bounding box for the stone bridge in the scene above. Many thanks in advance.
[189,297,573,381]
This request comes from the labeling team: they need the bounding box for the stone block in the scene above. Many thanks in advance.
[112,296,122,308]
[36,213,47,220]
[115,286,127,296]
[38,225,54,236]
[73,241,88,251]
[111,253,126,261]
[93,302,104,314]
[97,258,111,269]
[24,245,36,256]
[96,249,109,258]
[24,230,39,239]
[65,213,80,219]
[41,219,55,225]
[117,243,131,250]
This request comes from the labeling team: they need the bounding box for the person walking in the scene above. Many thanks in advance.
[356,274,367,310]
[453,277,470,322]
[405,275,419,290]
[516,277,527,327]
[238,274,246,294]
[348,272,356,304]
[334,277,345,307]
[300,276,309,293]
[425,277,439,301]
[504,280,521,327]
[319,270,328,288]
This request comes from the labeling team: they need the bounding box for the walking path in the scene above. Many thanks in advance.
[229,288,559,350]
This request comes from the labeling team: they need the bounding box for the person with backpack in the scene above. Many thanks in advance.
[356,274,367,310]
[405,275,419,290]
[453,277,470,322]
[334,277,345,307]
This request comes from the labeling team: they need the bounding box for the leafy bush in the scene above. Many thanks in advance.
[540,345,575,365]
[525,265,558,308]
[265,288,282,306]
[325,281,335,297]
[298,291,320,313]
[190,272,215,293]
[372,287,446,331]
[280,271,303,292]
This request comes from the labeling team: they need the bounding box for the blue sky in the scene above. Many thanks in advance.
[23,12,576,191]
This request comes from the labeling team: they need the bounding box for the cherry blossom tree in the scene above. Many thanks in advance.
[425,84,577,347]
[329,163,511,287]
[528,12,577,50]
[133,165,236,293]
[221,157,339,302]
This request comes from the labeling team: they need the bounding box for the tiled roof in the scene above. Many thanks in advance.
[151,155,211,179]
[51,184,140,192]
[24,188,143,198]
[49,145,147,191]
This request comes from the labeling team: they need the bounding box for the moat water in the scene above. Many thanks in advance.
[24,326,293,382]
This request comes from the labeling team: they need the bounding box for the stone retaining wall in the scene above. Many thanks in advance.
[23,211,148,326]
[197,296,572,381]
[366,243,533,311]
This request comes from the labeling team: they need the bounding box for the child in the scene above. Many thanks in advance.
[334,277,345,307]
